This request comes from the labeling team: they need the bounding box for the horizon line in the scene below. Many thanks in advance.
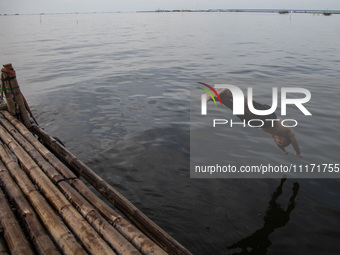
[1,8,340,16]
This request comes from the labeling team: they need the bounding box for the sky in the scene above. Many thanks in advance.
[1,0,340,14]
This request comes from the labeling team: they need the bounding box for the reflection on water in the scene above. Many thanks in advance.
[228,178,299,254]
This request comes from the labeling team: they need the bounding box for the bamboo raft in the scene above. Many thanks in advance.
[0,64,192,255]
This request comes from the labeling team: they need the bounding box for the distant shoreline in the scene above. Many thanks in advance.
[138,9,340,15]
[1,9,339,16]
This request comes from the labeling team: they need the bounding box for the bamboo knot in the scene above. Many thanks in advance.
[20,210,31,219]
[56,177,78,185]
[112,216,122,225]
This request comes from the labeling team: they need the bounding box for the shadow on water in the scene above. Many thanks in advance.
[227,178,300,255]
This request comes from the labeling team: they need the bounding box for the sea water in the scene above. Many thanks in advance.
[1,12,340,254]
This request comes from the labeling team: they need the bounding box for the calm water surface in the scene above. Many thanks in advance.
[1,12,340,254]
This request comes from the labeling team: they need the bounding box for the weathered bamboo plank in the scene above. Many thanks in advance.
[0,144,87,255]
[0,160,61,255]
[31,124,192,255]
[0,113,141,255]
[0,126,117,255]
[0,187,35,255]
[1,110,168,255]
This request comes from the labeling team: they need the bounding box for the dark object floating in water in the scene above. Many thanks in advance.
[279,10,289,14]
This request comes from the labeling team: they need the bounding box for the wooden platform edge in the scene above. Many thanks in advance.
[0,63,192,255]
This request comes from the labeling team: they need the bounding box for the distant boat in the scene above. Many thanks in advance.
[323,12,332,16]
[279,10,289,14]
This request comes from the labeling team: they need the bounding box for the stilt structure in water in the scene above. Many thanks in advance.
[0,63,192,255]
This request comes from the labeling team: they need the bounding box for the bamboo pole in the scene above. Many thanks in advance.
[0,144,87,255]
[0,187,35,255]
[31,124,192,255]
[0,64,31,128]
[1,110,168,255]
[0,160,61,255]
[0,125,116,255]
[0,114,141,255]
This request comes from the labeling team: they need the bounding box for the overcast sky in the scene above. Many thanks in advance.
[1,0,340,14]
